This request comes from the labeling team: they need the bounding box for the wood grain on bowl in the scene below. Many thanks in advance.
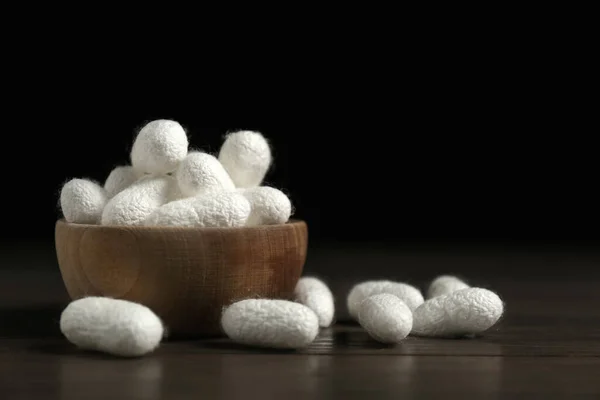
[54,219,308,338]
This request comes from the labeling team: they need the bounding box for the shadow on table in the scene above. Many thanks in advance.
[197,339,302,354]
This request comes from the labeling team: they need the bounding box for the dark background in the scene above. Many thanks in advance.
[7,109,598,245]
[0,38,597,283]
[1,104,597,298]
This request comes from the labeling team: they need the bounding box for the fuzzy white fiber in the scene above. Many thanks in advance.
[218,130,271,188]
[104,165,140,199]
[60,297,164,357]
[358,293,413,344]
[347,280,424,319]
[427,275,470,299]
[101,176,179,226]
[411,288,504,338]
[294,277,334,328]
[221,299,319,349]
[131,119,189,175]
[60,178,108,224]
[144,191,251,228]
[175,151,235,197]
[241,186,292,226]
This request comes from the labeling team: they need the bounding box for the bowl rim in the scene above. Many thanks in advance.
[55,218,307,232]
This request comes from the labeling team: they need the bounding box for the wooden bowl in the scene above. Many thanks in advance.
[54,219,308,338]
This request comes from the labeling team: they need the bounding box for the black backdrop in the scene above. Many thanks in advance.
[5,112,599,246]
[1,18,595,250]
[0,39,597,258]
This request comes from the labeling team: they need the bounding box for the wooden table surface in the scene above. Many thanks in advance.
[1,242,600,399]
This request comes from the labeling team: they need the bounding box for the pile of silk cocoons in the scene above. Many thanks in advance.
[57,273,503,358]
[220,274,504,351]
[57,120,300,357]
[60,119,292,229]
[56,119,504,357]
[349,275,505,344]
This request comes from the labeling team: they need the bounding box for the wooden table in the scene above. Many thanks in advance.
[1,242,599,399]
